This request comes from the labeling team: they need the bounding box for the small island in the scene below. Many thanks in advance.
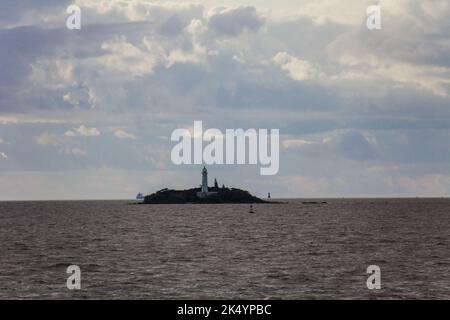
[142,167,269,204]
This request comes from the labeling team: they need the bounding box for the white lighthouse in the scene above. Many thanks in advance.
[197,166,217,198]
[201,166,208,193]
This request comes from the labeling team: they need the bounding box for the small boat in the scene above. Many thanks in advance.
[136,193,144,200]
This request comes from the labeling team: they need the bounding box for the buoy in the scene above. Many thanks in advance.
[249,205,254,213]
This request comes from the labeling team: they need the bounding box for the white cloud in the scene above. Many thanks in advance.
[69,125,100,137]
[74,0,204,24]
[0,115,68,125]
[114,129,137,140]
[0,152,7,160]
[64,130,76,137]
[282,139,316,149]
[327,33,450,97]
[297,0,370,25]
[29,59,74,89]
[36,125,99,148]
[99,36,160,77]
[35,133,65,147]
[273,52,318,81]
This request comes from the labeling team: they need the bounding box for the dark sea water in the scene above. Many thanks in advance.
[1,199,449,299]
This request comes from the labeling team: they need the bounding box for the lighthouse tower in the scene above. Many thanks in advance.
[201,166,208,193]
[197,166,217,198]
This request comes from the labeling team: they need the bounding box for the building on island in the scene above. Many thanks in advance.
[196,166,218,198]
[201,166,208,193]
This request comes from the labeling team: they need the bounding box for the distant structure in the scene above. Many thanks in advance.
[268,192,271,199]
[136,192,144,200]
[143,166,270,204]
[201,166,208,193]
[197,166,217,198]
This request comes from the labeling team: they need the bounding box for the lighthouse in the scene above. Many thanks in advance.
[201,166,208,193]
[197,166,217,198]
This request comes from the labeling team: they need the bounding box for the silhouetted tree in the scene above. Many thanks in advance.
[214,178,219,189]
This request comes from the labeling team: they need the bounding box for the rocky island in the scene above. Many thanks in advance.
[142,167,269,204]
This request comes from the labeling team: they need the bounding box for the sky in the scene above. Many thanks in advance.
[1,0,450,200]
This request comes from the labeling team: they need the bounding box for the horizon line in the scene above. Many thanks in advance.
[1,196,450,202]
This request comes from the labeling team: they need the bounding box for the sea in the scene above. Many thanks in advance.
[0,198,449,299]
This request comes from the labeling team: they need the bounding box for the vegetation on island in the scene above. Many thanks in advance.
[143,185,268,204]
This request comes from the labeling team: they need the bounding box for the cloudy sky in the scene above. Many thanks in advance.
[1,0,450,200]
